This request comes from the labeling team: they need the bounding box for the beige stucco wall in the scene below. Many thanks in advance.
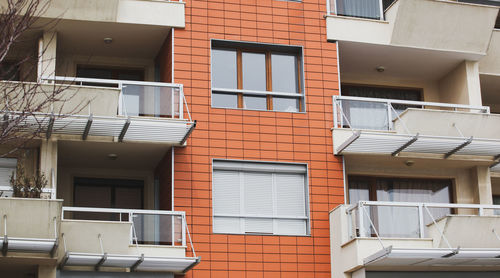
[438,61,482,106]
[0,198,62,239]
[0,0,186,28]
[480,30,500,75]
[327,0,498,55]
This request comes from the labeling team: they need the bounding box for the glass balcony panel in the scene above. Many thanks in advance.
[366,205,421,238]
[336,0,381,19]
[132,213,181,246]
[122,84,178,118]
[341,99,389,130]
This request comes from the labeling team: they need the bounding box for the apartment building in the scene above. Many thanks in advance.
[1,0,500,278]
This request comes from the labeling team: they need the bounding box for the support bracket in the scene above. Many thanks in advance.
[392,133,419,156]
[444,137,472,159]
[118,117,131,142]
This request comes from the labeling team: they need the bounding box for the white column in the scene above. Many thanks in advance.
[38,31,57,81]
[465,60,482,107]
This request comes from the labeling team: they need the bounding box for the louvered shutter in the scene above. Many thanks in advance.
[275,173,307,235]
[213,170,242,233]
[244,172,273,233]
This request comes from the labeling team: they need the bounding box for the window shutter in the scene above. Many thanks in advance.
[213,170,241,233]
[275,173,307,235]
[243,172,273,233]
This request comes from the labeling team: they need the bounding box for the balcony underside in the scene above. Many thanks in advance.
[9,112,195,145]
[333,128,500,162]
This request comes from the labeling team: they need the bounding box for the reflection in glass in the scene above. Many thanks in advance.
[271,53,298,93]
[244,95,267,110]
[273,97,299,112]
[242,52,266,91]
[212,93,238,108]
[212,49,237,89]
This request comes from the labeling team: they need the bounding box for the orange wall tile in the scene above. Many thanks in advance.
[164,0,342,276]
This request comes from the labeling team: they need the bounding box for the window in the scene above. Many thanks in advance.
[212,160,309,236]
[0,158,17,197]
[348,176,452,237]
[211,40,304,112]
[0,61,20,81]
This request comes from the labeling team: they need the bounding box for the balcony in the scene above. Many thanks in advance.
[6,0,185,28]
[331,201,500,277]
[3,77,196,144]
[332,96,500,164]
[326,0,498,56]
[0,198,199,274]
[60,207,199,273]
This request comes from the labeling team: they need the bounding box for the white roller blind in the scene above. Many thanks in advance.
[213,170,241,233]
[213,160,308,236]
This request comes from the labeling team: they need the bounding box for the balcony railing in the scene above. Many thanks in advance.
[62,207,186,247]
[333,95,490,131]
[347,201,500,240]
[42,76,186,120]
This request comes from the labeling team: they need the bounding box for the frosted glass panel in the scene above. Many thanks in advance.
[271,53,298,93]
[212,49,237,89]
[242,52,266,91]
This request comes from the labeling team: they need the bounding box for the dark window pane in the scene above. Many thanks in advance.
[213,93,238,108]
[271,53,298,93]
[242,52,266,91]
[212,49,237,89]
[243,95,267,110]
[0,62,20,81]
[273,97,299,112]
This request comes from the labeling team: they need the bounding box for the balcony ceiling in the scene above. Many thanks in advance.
[58,140,171,170]
[36,19,170,59]
[338,41,482,82]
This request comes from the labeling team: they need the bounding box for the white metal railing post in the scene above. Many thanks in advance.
[418,204,425,238]
[387,101,393,130]
[333,96,338,128]
[479,207,484,216]
[171,215,175,246]
[118,82,124,116]
[379,0,384,20]
[171,87,175,119]
[358,202,365,237]
[339,98,344,127]
[182,213,186,247]
[179,85,184,119]
[326,0,331,14]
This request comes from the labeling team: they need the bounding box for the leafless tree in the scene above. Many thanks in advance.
[0,0,81,156]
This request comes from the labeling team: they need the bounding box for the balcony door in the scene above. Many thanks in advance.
[73,177,144,221]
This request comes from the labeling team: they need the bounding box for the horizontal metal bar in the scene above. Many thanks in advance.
[214,214,308,220]
[347,200,500,213]
[62,206,185,216]
[332,95,489,112]
[41,76,183,89]
[212,87,303,98]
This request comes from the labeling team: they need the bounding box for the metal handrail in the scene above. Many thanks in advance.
[40,76,187,120]
[333,95,491,130]
[62,207,186,247]
[347,201,500,240]
[333,95,490,112]
[62,206,186,217]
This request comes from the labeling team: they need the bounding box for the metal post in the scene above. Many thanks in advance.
[333,97,338,128]
[171,215,175,246]
[387,102,393,130]
[379,0,384,20]
[358,202,365,237]
[181,214,186,247]
[479,207,484,216]
[179,85,184,119]
[418,204,425,238]
[118,83,124,116]
[171,87,175,119]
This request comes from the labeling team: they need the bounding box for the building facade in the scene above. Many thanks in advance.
[0,0,500,278]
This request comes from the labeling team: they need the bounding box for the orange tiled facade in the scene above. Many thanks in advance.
[157,0,343,277]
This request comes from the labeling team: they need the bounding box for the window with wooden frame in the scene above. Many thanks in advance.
[211,40,304,112]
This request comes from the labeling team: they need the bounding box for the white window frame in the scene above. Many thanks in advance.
[211,159,311,236]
